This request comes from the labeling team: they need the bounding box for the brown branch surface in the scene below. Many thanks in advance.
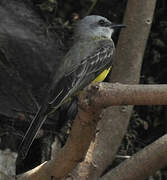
[89,83,167,106]
[101,134,167,180]
[17,97,102,180]
[74,0,157,179]
[17,83,167,180]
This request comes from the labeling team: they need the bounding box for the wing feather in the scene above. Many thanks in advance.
[49,41,115,107]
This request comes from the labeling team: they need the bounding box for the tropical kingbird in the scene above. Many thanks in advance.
[19,15,125,158]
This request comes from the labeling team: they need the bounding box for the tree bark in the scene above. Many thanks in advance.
[73,0,157,179]
[101,134,167,180]
[17,83,167,180]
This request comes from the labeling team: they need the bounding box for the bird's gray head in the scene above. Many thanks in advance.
[74,15,125,40]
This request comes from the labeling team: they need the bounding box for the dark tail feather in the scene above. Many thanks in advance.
[18,103,49,159]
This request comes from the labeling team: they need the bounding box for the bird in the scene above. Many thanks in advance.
[18,15,125,158]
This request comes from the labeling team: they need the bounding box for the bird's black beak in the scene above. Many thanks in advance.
[110,23,126,29]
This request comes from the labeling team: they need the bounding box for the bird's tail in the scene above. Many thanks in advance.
[18,102,50,159]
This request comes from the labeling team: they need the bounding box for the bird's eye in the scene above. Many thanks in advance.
[98,19,105,26]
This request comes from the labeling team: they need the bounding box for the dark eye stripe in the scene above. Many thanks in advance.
[98,19,105,26]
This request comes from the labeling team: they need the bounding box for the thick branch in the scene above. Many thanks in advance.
[18,83,167,180]
[74,0,157,179]
[101,134,167,180]
[17,100,102,180]
[87,83,167,106]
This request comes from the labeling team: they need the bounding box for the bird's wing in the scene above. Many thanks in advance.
[18,39,115,158]
[49,39,115,108]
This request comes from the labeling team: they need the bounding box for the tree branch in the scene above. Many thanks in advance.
[73,0,157,179]
[101,134,167,180]
[17,83,167,180]
[86,83,167,106]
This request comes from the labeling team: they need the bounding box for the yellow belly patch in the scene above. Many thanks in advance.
[93,67,111,83]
